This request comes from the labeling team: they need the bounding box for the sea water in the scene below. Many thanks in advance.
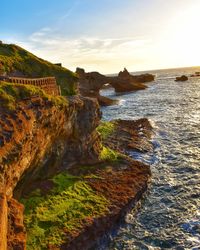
[100,67,200,250]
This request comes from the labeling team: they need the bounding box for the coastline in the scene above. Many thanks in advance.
[62,119,153,249]
[0,42,154,249]
[0,92,153,249]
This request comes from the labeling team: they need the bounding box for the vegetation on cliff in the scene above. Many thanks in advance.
[20,159,150,249]
[97,121,116,139]
[0,43,78,95]
[21,173,110,249]
[0,77,152,249]
[13,117,152,249]
[0,81,68,110]
[100,146,121,162]
[19,121,123,249]
[97,121,122,162]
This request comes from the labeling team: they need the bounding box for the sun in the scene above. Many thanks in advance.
[165,2,200,66]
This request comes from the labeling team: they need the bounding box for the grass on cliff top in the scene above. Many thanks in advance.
[96,121,116,139]
[21,173,109,250]
[0,43,78,95]
[0,81,68,110]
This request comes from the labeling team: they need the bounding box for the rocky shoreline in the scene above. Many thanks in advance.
[0,91,153,249]
[0,42,154,249]
[63,160,150,250]
[63,119,153,250]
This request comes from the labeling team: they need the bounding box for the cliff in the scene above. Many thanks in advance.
[0,78,152,249]
[0,42,78,95]
[0,96,100,197]
[0,80,101,248]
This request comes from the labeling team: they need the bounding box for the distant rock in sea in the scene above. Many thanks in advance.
[175,75,188,82]
[76,67,155,106]
[190,72,200,77]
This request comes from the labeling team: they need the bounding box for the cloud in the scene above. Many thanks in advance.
[2,0,199,73]
[14,28,151,73]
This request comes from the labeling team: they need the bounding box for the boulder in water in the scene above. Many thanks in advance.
[175,75,188,82]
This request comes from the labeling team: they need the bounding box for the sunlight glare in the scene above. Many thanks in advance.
[165,2,200,66]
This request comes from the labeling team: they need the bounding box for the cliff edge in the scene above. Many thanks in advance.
[0,54,153,249]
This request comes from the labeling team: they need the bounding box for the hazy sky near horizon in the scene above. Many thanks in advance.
[1,0,200,73]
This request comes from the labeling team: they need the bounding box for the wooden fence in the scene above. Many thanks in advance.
[2,76,61,96]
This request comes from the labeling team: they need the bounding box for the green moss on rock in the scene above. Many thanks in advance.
[100,146,121,162]
[96,121,116,139]
[20,173,110,249]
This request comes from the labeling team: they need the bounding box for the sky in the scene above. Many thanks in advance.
[1,0,200,73]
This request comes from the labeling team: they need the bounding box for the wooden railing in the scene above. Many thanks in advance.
[4,76,61,96]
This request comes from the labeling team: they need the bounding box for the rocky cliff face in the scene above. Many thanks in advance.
[0,84,152,249]
[0,43,152,249]
[0,95,101,249]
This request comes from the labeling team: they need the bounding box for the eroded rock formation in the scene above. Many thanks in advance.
[0,95,101,249]
[61,118,152,249]
[0,93,152,249]
[76,68,155,105]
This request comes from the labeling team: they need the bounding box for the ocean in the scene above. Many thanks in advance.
[100,67,200,249]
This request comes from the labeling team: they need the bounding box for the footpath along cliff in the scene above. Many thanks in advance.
[0,43,153,250]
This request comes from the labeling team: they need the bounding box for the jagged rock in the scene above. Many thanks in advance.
[118,68,130,78]
[118,68,155,83]
[175,75,188,81]
[76,68,155,105]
